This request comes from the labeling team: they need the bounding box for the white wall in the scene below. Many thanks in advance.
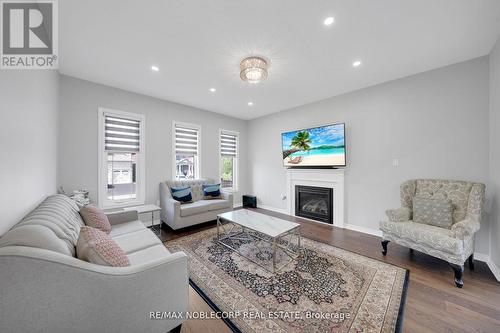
[489,38,500,273]
[248,57,491,255]
[0,71,59,236]
[58,75,248,208]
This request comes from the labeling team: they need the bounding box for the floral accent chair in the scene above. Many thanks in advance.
[380,179,485,288]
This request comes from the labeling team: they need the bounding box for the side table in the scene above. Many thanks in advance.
[123,204,162,237]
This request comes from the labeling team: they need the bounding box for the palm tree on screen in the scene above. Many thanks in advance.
[291,131,312,152]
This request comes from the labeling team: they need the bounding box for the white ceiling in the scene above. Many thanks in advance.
[59,0,500,120]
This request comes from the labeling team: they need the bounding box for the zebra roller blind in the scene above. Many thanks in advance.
[104,115,141,152]
[175,124,199,155]
[220,132,237,156]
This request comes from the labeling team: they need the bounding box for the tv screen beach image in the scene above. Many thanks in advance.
[282,124,345,167]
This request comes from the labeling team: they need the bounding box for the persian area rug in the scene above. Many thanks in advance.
[166,227,408,333]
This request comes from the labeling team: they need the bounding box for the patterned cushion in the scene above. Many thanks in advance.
[413,197,453,229]
[76,227,130,267]
[79,205,111,234]
[202,183,222,200]
[385,207,411,222]
[171,186,193,203]
[415,179,472,223]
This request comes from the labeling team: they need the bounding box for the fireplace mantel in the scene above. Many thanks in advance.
[286,168,345,228]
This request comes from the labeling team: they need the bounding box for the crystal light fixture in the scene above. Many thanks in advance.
[240,56,268,83]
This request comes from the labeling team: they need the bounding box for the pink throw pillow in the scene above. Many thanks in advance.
[76,226,130,267]
[80,204,111,234]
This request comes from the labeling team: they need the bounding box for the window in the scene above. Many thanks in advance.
[98,108,145,208]
[173,121,200,180]
[219,130,238,190]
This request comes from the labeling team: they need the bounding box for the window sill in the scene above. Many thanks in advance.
[221,188,239,193]
[101,200,145,210]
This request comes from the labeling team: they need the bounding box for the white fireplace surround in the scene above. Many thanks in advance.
[286,168,345,228]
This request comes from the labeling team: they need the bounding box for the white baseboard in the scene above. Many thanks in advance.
[344,223,383,237]
[487,259,500,282]
[474,253,489,262]
[258,204,289,215]
[233,202,243,208]
[474,253,500,282]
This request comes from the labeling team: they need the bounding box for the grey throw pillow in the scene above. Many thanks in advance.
[413,197,453,229]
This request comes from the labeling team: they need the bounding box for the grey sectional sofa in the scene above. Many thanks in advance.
[160,179,234,230]
[0,194,188,333]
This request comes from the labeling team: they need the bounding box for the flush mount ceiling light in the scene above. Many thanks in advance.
[247,101,254,106]
[323,17,335,26]
[352,60,362,67]
[209,87,216,92]
[151,65,159,72]
[240,56,268,83]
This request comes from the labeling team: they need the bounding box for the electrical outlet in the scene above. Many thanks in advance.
[280,193,287,200]
[392,158,399,167]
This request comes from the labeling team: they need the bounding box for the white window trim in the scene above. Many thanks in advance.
[172,120,202,180]
[98,107,146,209]
[219,128,239,192]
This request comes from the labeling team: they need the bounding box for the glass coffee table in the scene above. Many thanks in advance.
[217,209,301,273]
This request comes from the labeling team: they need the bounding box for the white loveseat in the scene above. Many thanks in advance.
[0,194,188,333]
[160,179,233,230]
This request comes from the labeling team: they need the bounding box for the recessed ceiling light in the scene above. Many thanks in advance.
[151,65,159,72]
[323,17,335,26]
[247,102,254,106]
[209,88,216,92]
[352,60,362,68]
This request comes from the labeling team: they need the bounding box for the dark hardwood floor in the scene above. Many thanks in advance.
[159,208,500,333]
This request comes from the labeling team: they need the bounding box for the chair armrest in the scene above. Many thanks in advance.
[451,218,480,239]
[221,191,234,206]
[106,211,139,225]
[385,207,410,222]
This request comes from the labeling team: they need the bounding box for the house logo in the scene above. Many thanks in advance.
[1,0,58,69]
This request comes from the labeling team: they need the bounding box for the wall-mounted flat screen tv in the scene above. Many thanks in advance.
[282,123,346,168]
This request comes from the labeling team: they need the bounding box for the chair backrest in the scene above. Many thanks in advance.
[401,179,485,223]
[164,178,215,202]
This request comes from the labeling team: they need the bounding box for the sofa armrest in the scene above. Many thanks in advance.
[221,191,234,207]
[165,198,181,213]
[451,218,480,240]
[159,182,181,224]
[106,210,139,225]
[0,246,188,333]
[385,207,410,222]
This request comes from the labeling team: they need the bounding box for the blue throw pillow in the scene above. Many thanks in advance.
[170,186,193,203]
[202,183,222,199]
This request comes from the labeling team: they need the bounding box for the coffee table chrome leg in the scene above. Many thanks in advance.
[217,216,220,240]
[272,239,277,273]
[297,228,301,251]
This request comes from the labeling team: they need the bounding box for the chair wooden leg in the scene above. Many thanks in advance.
[468,254,475,271]
[381,240,389,255]
[170,324,182,333]
[449,263,464,288]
